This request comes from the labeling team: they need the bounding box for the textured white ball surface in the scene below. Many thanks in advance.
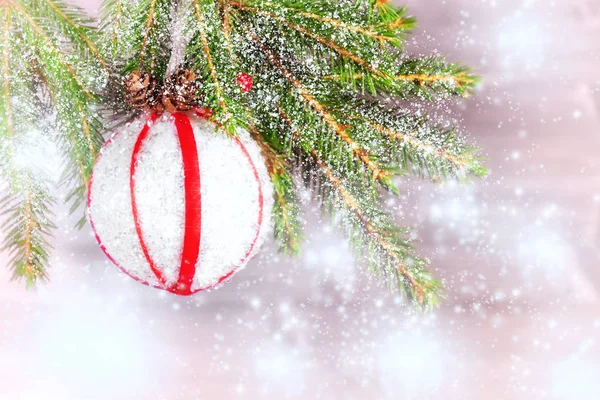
[88,112,273,295]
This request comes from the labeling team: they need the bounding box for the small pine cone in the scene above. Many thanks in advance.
[125,70,162,111]
[162,68,200,113]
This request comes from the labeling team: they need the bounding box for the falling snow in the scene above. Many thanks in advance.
[1,0,600,399]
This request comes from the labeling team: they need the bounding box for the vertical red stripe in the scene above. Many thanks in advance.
[130,113,169,286]
[172,113,202,294]
[190,108,266,291]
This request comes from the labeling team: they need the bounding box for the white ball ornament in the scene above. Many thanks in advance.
[88,111,274,295]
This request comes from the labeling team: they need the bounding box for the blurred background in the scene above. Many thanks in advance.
[1,0,600,399]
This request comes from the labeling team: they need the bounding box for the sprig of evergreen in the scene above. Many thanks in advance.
[0,0,104,284]
[213,0,484,306]
[0,0,486,307]
[278,106,440,307]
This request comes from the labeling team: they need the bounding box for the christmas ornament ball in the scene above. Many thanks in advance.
[88,111,274,295]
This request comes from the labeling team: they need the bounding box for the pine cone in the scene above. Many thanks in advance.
[124,70,162,111]
[162,68,200,113]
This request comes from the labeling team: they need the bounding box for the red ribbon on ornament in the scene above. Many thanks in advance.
[172,113,202,294]
[130,112,201,294]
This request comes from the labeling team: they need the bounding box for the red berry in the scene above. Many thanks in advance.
[237,72,253,93]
